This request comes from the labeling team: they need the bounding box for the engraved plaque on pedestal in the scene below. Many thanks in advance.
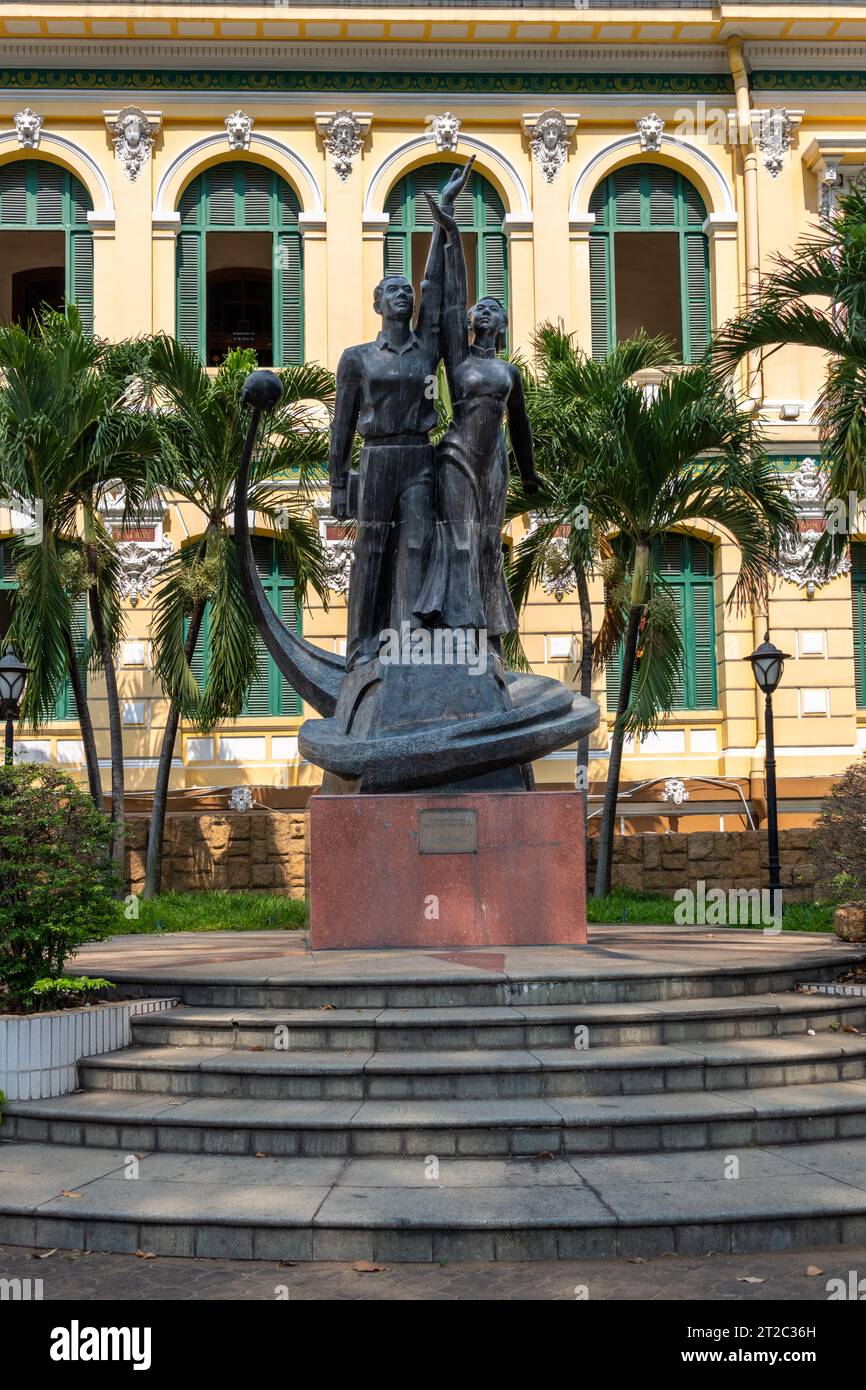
[418,808,478,855]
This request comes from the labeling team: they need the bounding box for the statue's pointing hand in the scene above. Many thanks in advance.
[440,154,476,214]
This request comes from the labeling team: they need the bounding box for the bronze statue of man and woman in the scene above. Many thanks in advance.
[328,156,540,672]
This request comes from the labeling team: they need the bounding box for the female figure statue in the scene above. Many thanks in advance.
[414,178,540,649]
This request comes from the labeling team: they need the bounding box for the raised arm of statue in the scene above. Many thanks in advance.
[415,157,475,354]
[425,195,470,378]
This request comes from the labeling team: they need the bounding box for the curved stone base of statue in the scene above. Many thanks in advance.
[297,650,598,794]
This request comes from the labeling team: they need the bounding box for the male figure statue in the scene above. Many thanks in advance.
[329,159,475,669]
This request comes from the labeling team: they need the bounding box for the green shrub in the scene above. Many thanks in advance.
[0,764,119,1009]
[813,758,866,905]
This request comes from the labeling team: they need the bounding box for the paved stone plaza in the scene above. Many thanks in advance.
[1,1241,863,1301]
[3,927,866,1274]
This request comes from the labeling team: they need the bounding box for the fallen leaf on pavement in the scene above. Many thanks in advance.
[737,1276,765,1284]
[32,1249,57,1259]
[59,1191,83,1199]
[534,1151,555,1161]
[805,1266,824,1276]
[352,1261,385,1273]
[135,1250,156,1260]
[319,1004,336,1012]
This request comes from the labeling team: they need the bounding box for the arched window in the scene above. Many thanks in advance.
[589,164,710,363]
[852,542,866,709]
[383,165,507,311]
[606,533,717,714]
[176,163,303,367]
[189,536,302,718]
[0,160,93,332]
[0,539,87,720]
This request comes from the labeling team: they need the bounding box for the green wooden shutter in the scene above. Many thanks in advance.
[233,537,303,717]
[0,163,27,223]
[605,534,716,716]
[177,163,303,366]
[188,609,209,693]
[279,586,302,716]
[384,179,409,277]
[68,233,94,335]
[589,236,612,360]
[0,160,93,333]
[275,231,303,366]
[684,233,710,361]
[176,232,203,357]
[588,164,710,362]
[853,544,866,708]
[689,581,716,709]
[55,593,87,721]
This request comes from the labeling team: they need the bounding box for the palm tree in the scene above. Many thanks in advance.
[510,329,797,898]
[140,337,334,899]
[713,183,866,566]
[0,309,163,878]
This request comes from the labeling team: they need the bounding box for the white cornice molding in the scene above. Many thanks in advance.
[802,135,866,172]
[0,39,732,73]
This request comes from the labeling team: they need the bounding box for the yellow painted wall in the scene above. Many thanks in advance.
[1,2,865,821]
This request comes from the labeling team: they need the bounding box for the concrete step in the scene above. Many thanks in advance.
[129,991,866,1052]
[6,1079,866,1157]
[112,949,859,1010]
[78,1033,866,1102]
[3,1137,866,1262]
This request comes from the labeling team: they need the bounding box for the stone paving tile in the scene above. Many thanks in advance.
[1,1241,863,1300]
[335,1157,585,1187]
[75,926,866,989]
[569,1144,833,1186]
[314,1182,615,1230]
[37,1179,330,1227]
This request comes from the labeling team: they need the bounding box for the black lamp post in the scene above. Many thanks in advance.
[746,634,790,902]
[0,644,29,766]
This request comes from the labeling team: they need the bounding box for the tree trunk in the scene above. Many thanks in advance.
[593,542,649,900]
[142,596,206,900]
[87,548,125,891]
[574,558,593,829]
[63,625,103,812]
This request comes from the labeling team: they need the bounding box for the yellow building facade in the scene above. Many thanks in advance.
[1,2,865,830]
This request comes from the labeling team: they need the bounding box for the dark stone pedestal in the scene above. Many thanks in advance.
[309,790,587,950]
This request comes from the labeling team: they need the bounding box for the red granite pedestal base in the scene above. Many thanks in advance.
[309,790,587,950]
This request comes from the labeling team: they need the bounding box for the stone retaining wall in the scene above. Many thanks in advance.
[588,827,819,903]
[125,811,307,896]
[126,813,819,903]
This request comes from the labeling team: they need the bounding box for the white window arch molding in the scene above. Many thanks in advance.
[362,133,532,237]
[0,130,115,228]
[152,132,326,232]
[568,133,737,238]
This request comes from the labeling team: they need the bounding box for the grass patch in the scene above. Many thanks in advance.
[587,887,837,932]
[121,891,308,934]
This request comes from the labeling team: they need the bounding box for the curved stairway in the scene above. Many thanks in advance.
[3,930,866,1262]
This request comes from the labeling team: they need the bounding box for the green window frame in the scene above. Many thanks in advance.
[853,543,866,709]
[0,539,87,720]
[176,162,303,366]
[0,159,94,332]
[189,537,302,718]
[383,165,508,311]
[606,532,718,714]
[589,163,710,363]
